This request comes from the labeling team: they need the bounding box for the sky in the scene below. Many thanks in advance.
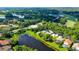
[0,0,79,7]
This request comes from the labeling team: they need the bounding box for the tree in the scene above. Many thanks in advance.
[11,34,19,45]
[59,17,67,24]
[71,34,78,42]
[5,12,13,20]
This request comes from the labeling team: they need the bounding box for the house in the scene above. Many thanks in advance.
[9,24,19,28]
[45,31,51,35]
[55,34,58,37]
[55,36,64,43]
[38,30,54,35]
[66,36,71,39]
[0,25,8,28]
[0,45,12,51]
[48,30,53,34]
[0,40,11,46]
[41,30,53,34]
[28,24,38,29]
[62,39,72,48]
[51,34,55,37]
[72,43,79,51]
[37,30,59,38]
[0,40,12,51]
[51,33,58,37]
[0,25,9,30]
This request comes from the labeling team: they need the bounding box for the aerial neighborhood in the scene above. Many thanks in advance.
[0,7,79,51]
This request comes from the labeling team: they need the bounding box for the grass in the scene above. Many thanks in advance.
[46,42,68,51]
[66,20,76,28]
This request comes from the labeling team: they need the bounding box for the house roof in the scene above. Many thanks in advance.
[72,43,79,50]
[0,25,8,28]
[0,40,11,45]
[64,39,72,45]
[0,45,11,51]
[75,47,79,51]
[28,25,38,29]
[56,36,64,41]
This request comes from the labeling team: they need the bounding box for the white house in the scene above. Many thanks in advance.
[28,25,38,29]
[48,30,53,34]
[51,33,58,37]
[55,36,64,43]
[39,30,59,37]
[41,30,52,35]
[72,43,79,51]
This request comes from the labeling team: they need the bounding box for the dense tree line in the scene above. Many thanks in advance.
[5,9,60,21]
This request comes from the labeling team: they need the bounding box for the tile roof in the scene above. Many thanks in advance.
[0,40,11,45]
[64,39,72,45]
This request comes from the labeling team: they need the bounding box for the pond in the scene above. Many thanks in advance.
[18,34,53,51]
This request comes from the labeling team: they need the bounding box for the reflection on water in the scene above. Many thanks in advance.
[18,34,53,51]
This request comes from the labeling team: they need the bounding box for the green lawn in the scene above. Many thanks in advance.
[66,20,76,28]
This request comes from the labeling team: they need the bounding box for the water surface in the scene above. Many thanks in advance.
[18,34,53,51]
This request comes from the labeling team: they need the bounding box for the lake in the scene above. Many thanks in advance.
[18,34,53,51]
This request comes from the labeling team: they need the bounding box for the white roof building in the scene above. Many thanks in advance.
[55,36,64,43]
[48,30,53,34]
[51,33,58,37]
[37,23,43,25]
[56,36,64,41]
[72,43,79,51]
[28,25,38,29]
